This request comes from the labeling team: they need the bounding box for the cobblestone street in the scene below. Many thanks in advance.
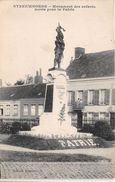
[1,162,113,179]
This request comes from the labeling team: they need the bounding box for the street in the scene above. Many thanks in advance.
[1,161,113,179]
[0,143,114,179]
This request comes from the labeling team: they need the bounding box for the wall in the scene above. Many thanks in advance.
[0,100,20,120]
[20,98,44,120]
[67,76,115,124]
[0,98,45,122]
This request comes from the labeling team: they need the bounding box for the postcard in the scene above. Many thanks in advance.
[0,0,114,181]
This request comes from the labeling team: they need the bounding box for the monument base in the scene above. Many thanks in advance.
[19,126,77,139]
[19,113,92,139]
[19,127,92,139]
[48,67,65,71]
[19,113,78,139]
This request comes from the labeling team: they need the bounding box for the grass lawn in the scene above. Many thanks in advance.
[0,134,112,162]
[0,134,10,142]
[0,150,111,162]
[1,134,113,150]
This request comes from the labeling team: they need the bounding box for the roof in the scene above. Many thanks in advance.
[66,50,115,79]
[0,83,46,100]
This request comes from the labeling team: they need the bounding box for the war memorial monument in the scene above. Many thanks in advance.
[20,24,92,140]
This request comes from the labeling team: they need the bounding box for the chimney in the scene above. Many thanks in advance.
[39,68,42,76]
[34,69,43,84]
[75,47,85,59]
[36,70,39,76]
[0,79,2,87]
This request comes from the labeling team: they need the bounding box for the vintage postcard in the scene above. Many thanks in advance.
[0,0,114,181]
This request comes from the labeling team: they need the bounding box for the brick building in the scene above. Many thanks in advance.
[66,48,115,129]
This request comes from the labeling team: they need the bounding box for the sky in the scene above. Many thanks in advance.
[0,0,114,85]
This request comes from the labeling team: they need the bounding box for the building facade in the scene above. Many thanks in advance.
[0,48,114,129]
[66,48,115,129]
[0,84,46,123]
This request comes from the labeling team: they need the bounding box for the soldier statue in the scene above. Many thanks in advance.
[54,23,65,69]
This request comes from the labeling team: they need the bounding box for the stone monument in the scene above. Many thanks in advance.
[20,24,77,138]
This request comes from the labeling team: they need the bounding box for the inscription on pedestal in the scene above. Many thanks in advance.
[44,85,53,112]
[58,139,97,148]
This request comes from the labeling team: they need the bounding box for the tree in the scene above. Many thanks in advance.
[94,121,113,140]
[6,82,12,86]
[25,74,33,84]
[14,79,25,85]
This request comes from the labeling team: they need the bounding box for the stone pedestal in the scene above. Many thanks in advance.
[31,69,77,138]
[20,69,77,138]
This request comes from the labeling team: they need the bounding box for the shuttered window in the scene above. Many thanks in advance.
[5,105,10,116]
[31,105,36,116]
[99,89,110,105]
[68,91,71,105]
[13,105,18,116]
[71,91,75,104]
[88,90,94,105]
[77,90,83,100]
[112,89,115,105]
[68,91,75,105]
[99,89,106,105]
[23,105,29,116]
[38,105,44,115]
[93,90,99,105]
[83,90,88,105]
[105,89,110,105]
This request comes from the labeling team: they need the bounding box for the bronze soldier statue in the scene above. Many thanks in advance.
[54,23,65,69]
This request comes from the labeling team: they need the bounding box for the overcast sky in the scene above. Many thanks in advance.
[0,0,114,85]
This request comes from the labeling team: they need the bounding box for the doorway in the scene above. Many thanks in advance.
[110,112,115,129]
[77,110,83,129]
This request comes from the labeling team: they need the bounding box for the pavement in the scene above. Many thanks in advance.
[1,162,113,179]
[0,143,115,179]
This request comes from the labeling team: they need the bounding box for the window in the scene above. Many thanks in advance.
[93,90,99,105]
[100,112,109,121]
[87,112,93,121]
[71,113,78,122]
[87,112,96,124]
[0,105,3,116]
[31,104,36,116]
[68,91,75,105]
[38,105,44,115]
[68,91,71,105]
[84,112,99,124]
[88,90,94,105]
[5,105,10,116]
[99,90,106,105]
[77,90,83,100]
[83,90,88,105]
[13,105,18,116]
[93,113,99,121]
[23,105,29,116]
[83,112,87,121]
[112,89,115,105]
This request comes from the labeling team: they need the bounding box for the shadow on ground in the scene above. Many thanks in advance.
[0,150,111,162]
